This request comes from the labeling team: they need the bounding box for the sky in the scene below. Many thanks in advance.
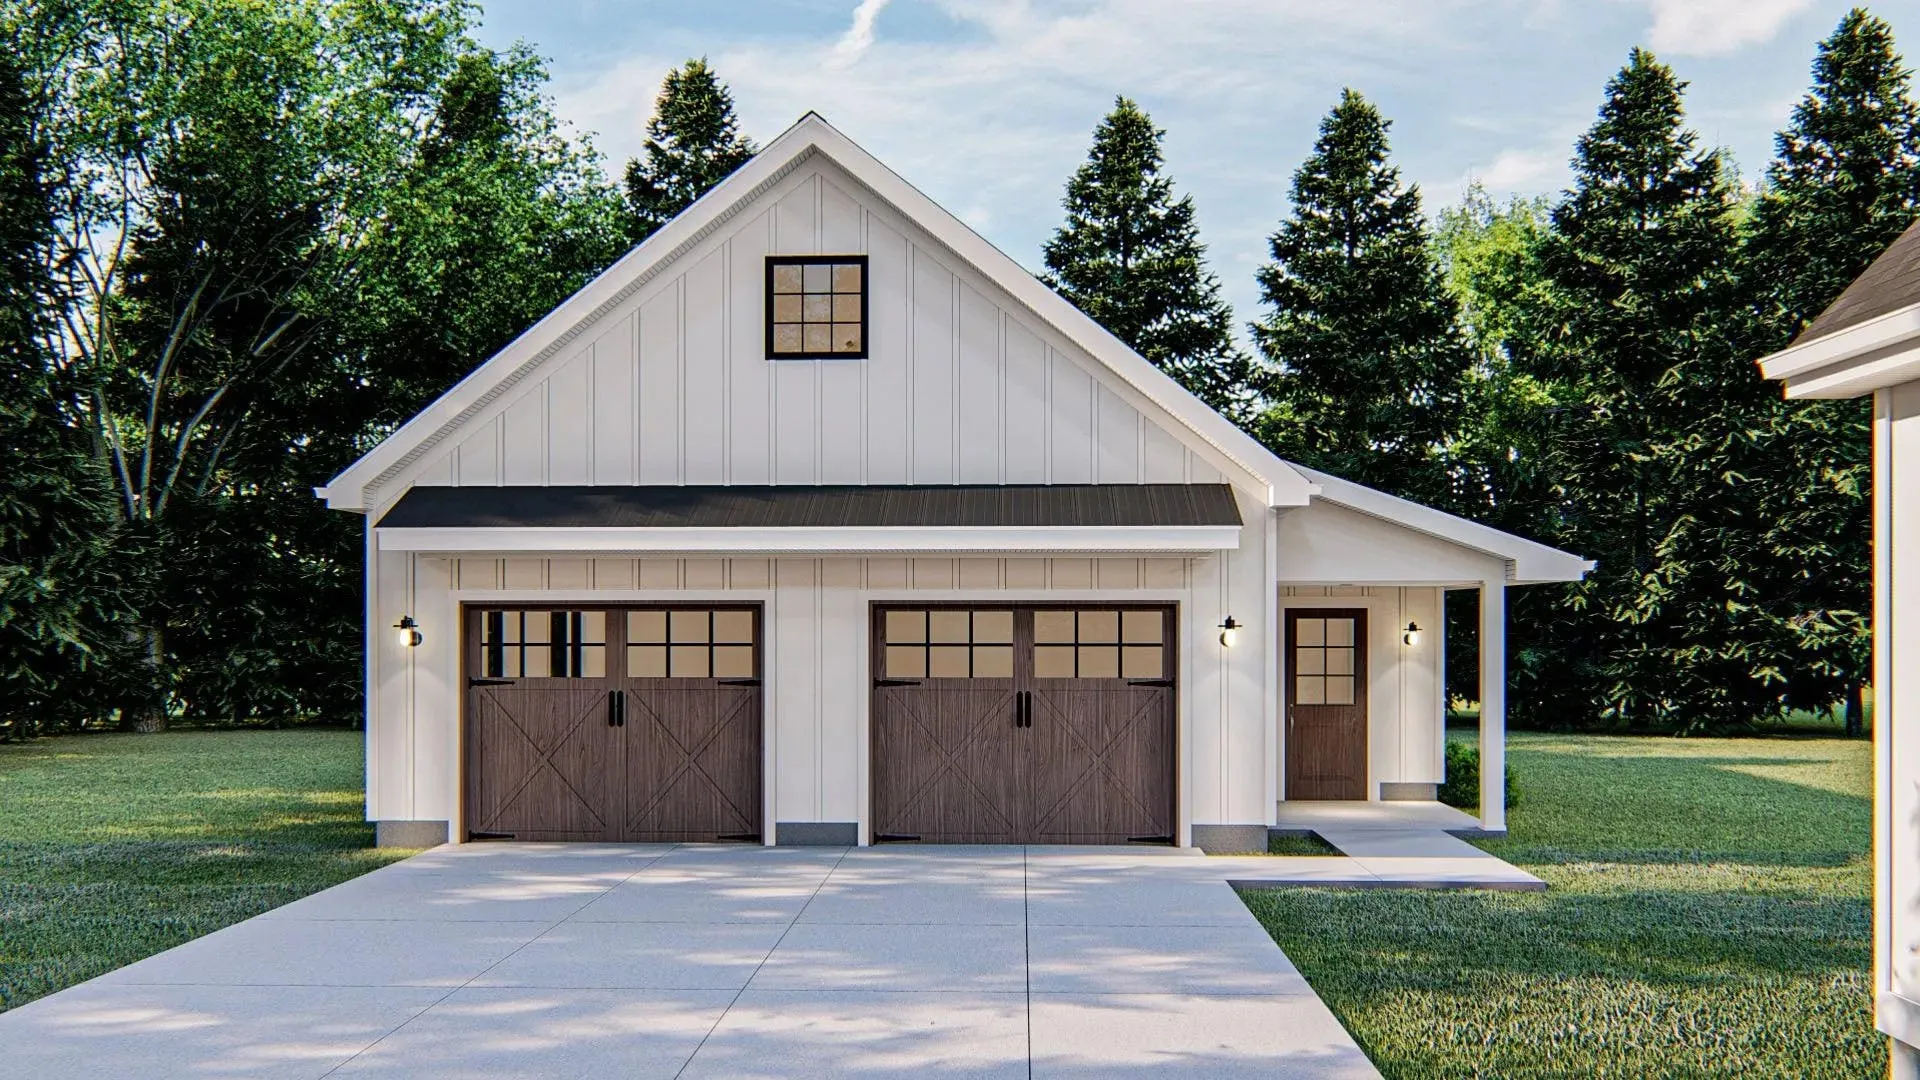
[470,0,1914,328]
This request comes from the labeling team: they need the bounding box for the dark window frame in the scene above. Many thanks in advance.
[765,254,869,360]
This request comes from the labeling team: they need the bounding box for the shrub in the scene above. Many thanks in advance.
[1438,739,1519,811]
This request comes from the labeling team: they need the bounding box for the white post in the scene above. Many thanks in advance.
[1479,577,1507,833]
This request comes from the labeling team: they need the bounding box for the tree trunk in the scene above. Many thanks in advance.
[118,626,168,733]
[1845,681,1866,739]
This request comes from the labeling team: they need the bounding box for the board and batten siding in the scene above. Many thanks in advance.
[387,160,1247,499]
[366,546,1284,842]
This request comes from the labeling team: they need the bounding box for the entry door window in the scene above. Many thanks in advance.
[1032,609,1165,679]
[480,610,606,678]
[1293,616,1357,705]
[626,609,757,678]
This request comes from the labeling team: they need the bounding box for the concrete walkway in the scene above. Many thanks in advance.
[0,844,1381,1079]
[1254,800,1546,891]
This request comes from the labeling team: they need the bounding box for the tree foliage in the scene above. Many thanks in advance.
[6,0,623,730]
[1740,8,1920,734]
[1042,97,1254,420]
[1253,90,1475,512]
[622,58,756,245]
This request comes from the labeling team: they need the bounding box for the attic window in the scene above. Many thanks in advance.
[767,255,866,359]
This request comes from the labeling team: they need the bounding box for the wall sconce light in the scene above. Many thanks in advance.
[1218,616,1241,648]
[394,615,423,648]
[1403,621,1422,646]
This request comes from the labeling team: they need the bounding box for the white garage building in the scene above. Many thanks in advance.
[321,114,1590,851]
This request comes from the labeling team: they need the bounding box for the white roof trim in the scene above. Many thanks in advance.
[374,524,1242,555]
[324,113,1316,511]
[1294,465,1593,584]
[1757,301,1920,399]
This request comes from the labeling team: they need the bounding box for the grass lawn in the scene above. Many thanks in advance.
[1242,732,1879,1079]
[0,729,407,1013]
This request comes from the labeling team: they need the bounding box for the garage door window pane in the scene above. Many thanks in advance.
[628,610,667,644]
[886,645,926,679]
[1034,610,1076,644]
[714,610,754,644]
[671,610,710,643]
[628,645,668,678]
[929,611,971,644]
[670,645,710,678]
[929,645,971,678]
[714,645,754,678]
[1078,610,1119,643]
[1078,646,1119,679]
[973,645,1014,678]
[1034,645,1075,678]
[886,610,927,644]
[1121,646,1162,679]
[1122,610,1163,644]
[973,611,1013,644]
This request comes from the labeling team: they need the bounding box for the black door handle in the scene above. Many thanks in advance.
[607,690,624,727]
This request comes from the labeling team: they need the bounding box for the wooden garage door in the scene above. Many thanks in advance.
[871,605,1174,845]
[464,606,762,842]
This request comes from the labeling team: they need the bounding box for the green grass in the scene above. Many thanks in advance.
[0,730,408,1012]
[1242,732,1879,1079]
[1268,831,1341,856]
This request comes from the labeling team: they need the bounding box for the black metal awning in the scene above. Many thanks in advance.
[374,484,1243,531]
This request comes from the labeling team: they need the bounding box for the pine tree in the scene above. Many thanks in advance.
[1252,89,1474,511]
[1742,9,1920,735]
[623,59,756,244]
[1041,97,1254,421]
[1516,49,1761,731]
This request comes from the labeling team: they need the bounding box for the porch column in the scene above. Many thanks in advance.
[1479,577,1507,833]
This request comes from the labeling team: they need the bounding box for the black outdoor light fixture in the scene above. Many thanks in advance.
[394,615,423,648]
[1218,616,1241,648]
[1403,621,1422,646]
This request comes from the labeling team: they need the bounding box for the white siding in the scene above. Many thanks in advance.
[1884,380,1920,1011]
[397,162,1240,499]
[365,542,1280,842]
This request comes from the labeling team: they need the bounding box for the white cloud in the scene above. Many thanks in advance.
[1637,0,1815,57]
[1472,147,1569,193]
[830,0,894,70]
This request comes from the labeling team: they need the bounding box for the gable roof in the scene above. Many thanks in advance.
[1759,217,1920,399]
[320,112,1587,581]
[321,112,1317,513]
[1795,217,1920,347]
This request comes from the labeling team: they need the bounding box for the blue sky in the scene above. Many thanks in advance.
[471,1,1912,328]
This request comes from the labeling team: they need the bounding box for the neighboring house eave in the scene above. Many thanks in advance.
[1757,301,1920,399]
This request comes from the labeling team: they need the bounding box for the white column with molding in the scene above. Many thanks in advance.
[1479,577,1507,833]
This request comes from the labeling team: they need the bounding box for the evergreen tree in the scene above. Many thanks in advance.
[0,47,137,736]
[1041,97,1254,420]
[1743,8,1920,735]
[623,59,756,244]
[1252,90,1474,511]
[1516,50,1761,731]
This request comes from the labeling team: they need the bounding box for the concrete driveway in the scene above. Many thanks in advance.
[0,844,1380,1078]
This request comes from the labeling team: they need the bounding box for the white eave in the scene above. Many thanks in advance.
[322,112,1318,514]
[1757,301,1920,399]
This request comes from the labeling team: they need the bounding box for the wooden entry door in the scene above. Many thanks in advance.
[1285,609,1368,800]
[870,605,1174,844]
[464,605,763,842]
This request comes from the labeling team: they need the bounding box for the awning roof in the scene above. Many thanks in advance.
[372,484,1244,555]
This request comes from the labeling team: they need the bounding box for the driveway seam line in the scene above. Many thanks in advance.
[313,842,688,1078]
[1024,844,1033,1079]
[671,845,853,1079]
